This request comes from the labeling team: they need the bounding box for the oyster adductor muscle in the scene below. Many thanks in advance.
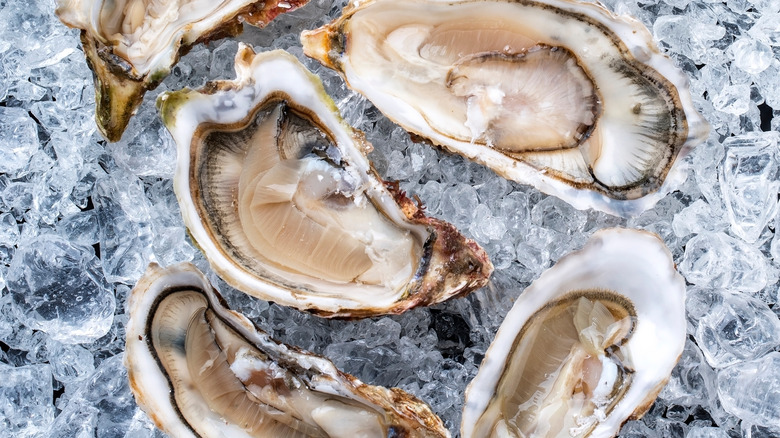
[55,0,310,141]
[461,229,686,438]
[159,46,492,318]
[125,262,451,438]
[301,0,710,216]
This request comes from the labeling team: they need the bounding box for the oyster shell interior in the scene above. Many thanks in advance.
[160,46,492,317]
[203,102,421,293]
[461,229,686,437]
[125,262,450,438]
[55,0,309,141]
[301,0,710,216]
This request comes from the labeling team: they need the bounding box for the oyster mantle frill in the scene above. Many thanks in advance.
[301,0,710,216]
[158,46,492,318]
[55,0,310,141]
[461,229,686,437]
[125,262,451,437]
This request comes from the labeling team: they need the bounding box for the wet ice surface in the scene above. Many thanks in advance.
[2,0,780,436]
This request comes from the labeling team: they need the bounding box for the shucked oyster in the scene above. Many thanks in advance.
[301,0,710,216]
[461,229,686,438]
[158,46,492,318]
[126,262,450,437]
[55,0,309,141]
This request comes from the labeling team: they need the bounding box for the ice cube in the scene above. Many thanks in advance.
[717,352,780,429]
[6,234,115,343]
[679,232,768,293]
[0,363,54,437]
[695,291,780,368]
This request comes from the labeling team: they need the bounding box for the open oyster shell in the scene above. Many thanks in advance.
[158,45,492,318]
[461,228,686,437]
[125,262,450,438]
[301,0,710,216]
[55,0,309,141]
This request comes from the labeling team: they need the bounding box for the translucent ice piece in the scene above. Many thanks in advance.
[719,132,780,243]
[672,199,728,238]
[45,355,139,437]
[695,291,780,368]
[93,171,154,284]
[46,340,95,383]
[679,232,768,293]
[730,37,773,74]
[0,363,54,438]
[0,107,39,175]
[717,352,780,428]
[712,84,751,115]
[687,426,730,438]
[749,13,780,46]
[6,234,115,343]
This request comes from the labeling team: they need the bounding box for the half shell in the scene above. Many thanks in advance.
[301,0,710,216]
[461,228,686,437]
[158,46,492,318]
[125,262,450,438]
[55,0,310,141]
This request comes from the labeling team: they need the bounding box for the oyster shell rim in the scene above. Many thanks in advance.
[301,0,711,217]
[54,0,311,141]
[159,45,493,318]
[460,228,687,437]
[124,261,452,438]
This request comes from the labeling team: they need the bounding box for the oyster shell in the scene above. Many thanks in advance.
[301,0,710,216]
[158,45,492,318]
[55,0,310,141]
[125,262,450,438]
[461,229,686,437]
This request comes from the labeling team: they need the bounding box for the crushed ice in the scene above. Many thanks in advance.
[2,0,780,436]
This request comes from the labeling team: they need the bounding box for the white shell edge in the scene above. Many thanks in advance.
[163,46,428,314]
[460,228,686,438]
[328,0,709,217]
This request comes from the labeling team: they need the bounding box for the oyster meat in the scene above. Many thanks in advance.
[460,229,686,437]
[301,0,710,216]
[125,262,450,438]
[55,0,310,141]
[158,45,492,318]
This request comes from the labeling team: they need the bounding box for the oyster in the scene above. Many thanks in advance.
[461,229,686,437]
[55,0,309,141]
[301,0,710,216]
[125,262,450,438]
[158,45,492,318]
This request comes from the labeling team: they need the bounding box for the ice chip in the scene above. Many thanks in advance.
[717,352,780,428]
[679,232,768,292]
[719,132,780,243]
[712,84,751,115]
[94,171,154,284]
[108,107,176,178]
[695,291,780,368]
[672,199,728,238]
[730,37,773,75]
[749,13,780,46]
[440,183,479,230]
[57,210,100,247]
[687,426,730,438]
[46,340,96,383]
[46,354,139,437]
[0,363,54,438]
[0,107,39,175]
[6,234,115,343]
